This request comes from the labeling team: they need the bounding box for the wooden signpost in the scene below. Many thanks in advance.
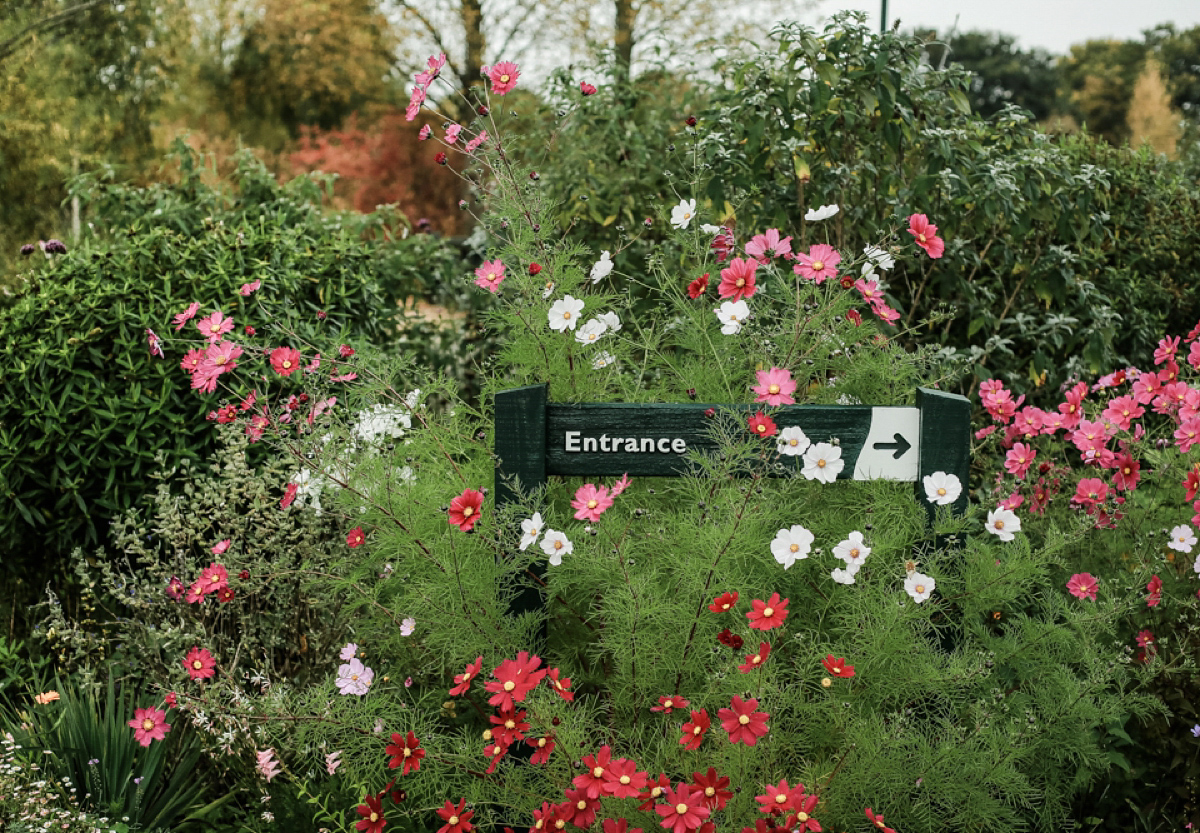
[494,384,970,519]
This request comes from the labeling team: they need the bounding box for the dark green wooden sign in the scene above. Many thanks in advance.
[494,385,970,518]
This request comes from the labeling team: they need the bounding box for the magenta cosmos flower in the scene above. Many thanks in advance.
[184,646,217,681]
[1067,572,1099,601]
[195,310,233,342]
[474,259,506,293]
[572,483,614,521]
[793,244,840,284]
[908,213,945,259]
[752,367,796,406]
[448,488,484,531]
[485,61,520,95]
[717,257,758,301]
[128,707,171,746]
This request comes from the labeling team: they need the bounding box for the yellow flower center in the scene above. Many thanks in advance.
[462,506,473,517]
[736,278,745,287]
[404,747,412,756]
[918,233,927,243]
[587,499,598,509]
[563,311,572,319]
[142,719,154,730]
[788,438,799,447]
[937,487,946,496]
[850,548,859,558]
[705,787,715,797]
[371,812,380,822]
[449,816,459,825]
[812,260,824,271]
[738,714,750,725]
[577,800,587,811]
[752,655,761,665]
[821,677,832,687]
[499,74,510,83]
[675,803,689,815]
[504,681,516,691]
[592,766,604,777]
[538,737,547,747]
[768,384,779,394]
[789,544,799,553]
[193,660,203,670]
[693,725,702,735]
[817,459,826,468]
[663,699,673,708]
[763,607,773,617]
[282,360,291,369]
[757,424,766,433]
[505,720,516,730]
[994,521,1004,530]
[775,794,787,804]
[915,585,926,594]
[351,674,359,681]
[651,787,663,797]
[620,775,631,785]
[797,813,809,822]
[554,540,563,550]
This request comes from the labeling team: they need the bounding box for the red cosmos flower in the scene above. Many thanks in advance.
[270,346,302,377]
[718,258,758,301]
[198,562,229,594]
[687,273,710,298]
[355,793,386,833]
[217,586,235,603]
[690,768,732,811]
[485,651,547,710]
[746,593,789,631]
[1146,575,1163,608]
[164,691,177,708]
[526,734,555,765]
[483,740,507,774]
[580,82,597,95]
[281,482,298,509]
[790,790,821,832]
[603,819,644,833]
[574,746,614,798]
[531,802,561,833]
[708,591,738,613]
[821,655,855,678]
[679,709,710,749]
[747,412,778,438]
[739,642,771,673]
[638,775,672,812]
[386,731,425,775]
[546,668,574,701]
[717,629,744,651]
[651,695,689,713]
[490,708,531,747]
[603,758,650,798]
[183,646,217,681]
[449,489,484,531]
[1185,464,1200,501]
[450,656,483,696]
[436,799,474,833]
[435,152,448,165]
[718,695,770,745]
[846,308,863,327]
[529,263,543,275]
[755,779,797,815]
[347,527,366,548]
[563,788,602,828]
[865,808,895,833]
[907,213,945,259]
[655,783,710,833]
[1112,452,1141,491]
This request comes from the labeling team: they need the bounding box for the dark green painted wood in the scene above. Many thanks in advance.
[493,385,548,506]
[915,386,972,522]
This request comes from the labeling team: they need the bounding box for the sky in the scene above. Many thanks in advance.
[823,0,1200,55]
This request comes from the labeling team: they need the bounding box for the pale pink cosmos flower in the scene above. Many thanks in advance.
[485,61,520,95]
[793,244,841,284]
[339,643,358,661]
[211,539,231,555]
[172,302,201,331]
[445,124,462,144]
[474,259,506,293]
[855,278,883,305]
[744,229,792,263]
[464,130,489,154]
[196,310,234,342]
[238,280,261,296]
[418,124,432,141]
[752,367,796,406]
[146,329,164,358]
[336,658,374,695]
[610,473,632,496]
[572,483,614,521]
[405,85,426,121]
[128,707,171,747]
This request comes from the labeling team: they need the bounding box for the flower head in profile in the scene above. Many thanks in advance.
[173,301,201,331]
[519,512,543,551]
[484,61,520,95]
[908,213,945,259]
[776,425,810,456]
[904,572,936,603]
[652,694,690,713]
[128,707,170,747]
[716,300,749,334]
[239,280,261,296]
[400,617,416,636]
[752,367,796,406]
[739,641,771,672]
[801,442,844,483]
[184,646,217,681]
[718,258,758,301]
[771,525,813,569]
[744,229,792,262]
[746,592,789,630]
[450,656,483,696]
[718,695,769,745]
[1146,574,1162,607]
[34,690,60,705]
[336,658,374,695]
[549,295,585,331]
[580,81,597,95]
[708,591,738,613]
[805,203,840,222]
[985,507,1021,541]
[449,488,484,531]
[1169,524,1197,553]
[576,318,609,345]
[474,259,506,293]
[923,471,962,505]
[590,251,614,283]
[573,483,614,521]
[540,529,573,565]
[793,244,841,284]
[671,198,697,229]
[865,808,896,833]
[1067,572,1098,601]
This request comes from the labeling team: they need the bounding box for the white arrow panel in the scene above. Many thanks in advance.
[853,407,920,481]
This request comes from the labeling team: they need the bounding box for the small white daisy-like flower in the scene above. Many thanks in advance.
[1168,524,1197,554]
[832,531,870,568]
[592,351,616,369]
[540,529,573,566]
[671,198,697,229]
[776,425,810,457]
[770,524,814,569]
[804,203,839,222]
[801,442,844,483]
[985,507,1021,542]
[400,617,416,636]
[715,300,749,335]
[700,223,722,234]
[548,295,585,331]
[519,512,543,551]
[542,281,556,299]
[575,318,609,345]
[904,571,935,603]
[598,310,622,332]
[831,564,860,585]
[922,471,962,505]
[589,251,614,283]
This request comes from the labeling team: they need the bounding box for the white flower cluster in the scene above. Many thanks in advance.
[352,404,412,444]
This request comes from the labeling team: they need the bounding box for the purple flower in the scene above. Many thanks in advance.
[1192,724,1200,738]
[40,239,67,255]
[19,243,35,257]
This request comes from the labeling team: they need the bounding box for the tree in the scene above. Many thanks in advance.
[922,30,1059,121]
[1060,38,1147,145]
[1126,57,1180,156]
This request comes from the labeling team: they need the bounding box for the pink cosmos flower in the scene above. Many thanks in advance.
[336,658,374,695]
[238,280,261,296]
[855,278,883,304]
[1004,443,1036,479]
[270,346,302,377]
[793,244,841,284]
[474,259,506,293]
[485,61,520,95]
[744,229,793,263]
[418,124,432,140]
[166,576,185,600]
[184,646,217,681]
[196,310,233,342]
[573,483,614,521]
[128,707,170,747]
[173,302,201,331]
[416,52,446,86]
[406,85,426,121]
[716,257,758,301]
[464,130,489,154]
[580,82,597,95]
[198,562,229,594]
[211,539,230,555]
[180,348,205,375]
[193,341,243,392]
[752,367,796,406]
[610,473,632,496]
[145,329,164,358]
[1066,572,1098,601]
[907,213,945,258]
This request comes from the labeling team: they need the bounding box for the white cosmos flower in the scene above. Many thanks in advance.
[548,295,585,331]
[541,281,556,299]
[770,524,814,569]
[985,507,1021,542]
[831,564,860,585]
[671,198,697,229]
[804,203,839,222]
[598,311,622,332]
[540,529,573,565]
[400,617,416,636]
[519,512,543,551]
[923,471,962,505]
[716,300,749,335]
[864,244,895,270]
[700,223,722,234]
[589,251,614,283]
[575,318,609,345]
[776,426,810,457]
[1194,553,1200,576]
[832,531,870,568]
[904,571,935,603]
[592,351,616,369]
[1169,524,1197,553]
[801,442,844,483]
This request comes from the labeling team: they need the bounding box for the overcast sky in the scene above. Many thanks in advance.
[823,0,1200,54]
